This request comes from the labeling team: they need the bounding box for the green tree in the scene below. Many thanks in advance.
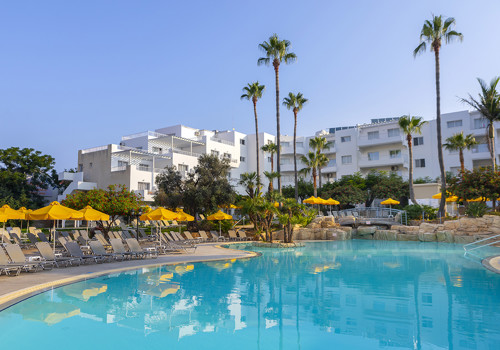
[414,14,463,217]
[321,183,365,209]
[448,167,500,210]
[0,147,59,208]
[261,142,278,172]
[263,171,280,193]
[398,115,427,204]
[241,82,265,183]
[182,154,235,216]
[300,151,321,197]
[282,179,313,201]
[283,92,308,200]
[460,77,500,169]
[258,34,297,194]
[62,184,144,235]
[309,136,332,189]
[443,132,477,173]
[154,166,183,209]
[367,171,409,206]
[239,172,259,198]
[276,198,307,243]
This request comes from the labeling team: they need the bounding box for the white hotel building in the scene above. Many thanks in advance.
[59,110,500,202]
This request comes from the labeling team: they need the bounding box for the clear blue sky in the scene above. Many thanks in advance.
[1,0,499,171]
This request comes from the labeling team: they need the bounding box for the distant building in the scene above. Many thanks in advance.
[59,110,500,202]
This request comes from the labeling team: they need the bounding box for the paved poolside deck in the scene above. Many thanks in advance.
[483,255,500,274]
[0,243,257,310]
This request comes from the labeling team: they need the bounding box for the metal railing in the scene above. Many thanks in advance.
[111,166,127,172]
[337,207,407,225]
[210,136,235,146]
[81,145,108,154]
[121,130,169,141]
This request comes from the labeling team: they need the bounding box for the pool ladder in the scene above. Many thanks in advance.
[463,234,500,263]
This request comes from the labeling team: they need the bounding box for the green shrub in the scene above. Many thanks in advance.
[465,202,488,218]
[403,204,438,221]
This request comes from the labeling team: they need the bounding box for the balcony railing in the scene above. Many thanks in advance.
[111,166,127,172]
[81,145,108,154]
[358,154,408,168]
[357,134,404,148]
[210,136,235,146]
[471,144,489,153]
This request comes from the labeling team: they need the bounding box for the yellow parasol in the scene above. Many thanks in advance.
[207,210,233,235]
[17,207,33,237]
[432,192,454,200]
[140,207,178,245]
[0,205,23,243]
[467,197,488,202]
[79,206,110,240]
[62,283,108,301]
[175,209,194,222]
[381,198,400,214]
[303,196,318,204]
[445,196,459,202]
[28,201,84,252]
[324,198,340,205]
[145,283,180,298]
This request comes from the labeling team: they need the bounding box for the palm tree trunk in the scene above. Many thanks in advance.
[408,135,416,204]
[459,149,465,173]
[274,63,282,194]
[488,123,496,170]
[318,167,322,189]
[435,49,447,217]
[293,111,298,201]
[312,168,317,197]
[253,99,260,185]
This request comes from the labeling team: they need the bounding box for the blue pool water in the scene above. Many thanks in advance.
[1,240,500,349]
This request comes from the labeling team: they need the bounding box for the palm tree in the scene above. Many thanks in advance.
[239,172,259,198]
[261,142,279,172]
[300,151,325,197]
[399,115,427,204]
[414,15,463,216]
[241,82,265,184]
[443,132,477,173]
[283,92,308,201]
[263,171,280,193]
[461,77,500,169]
[258,34,297,194]
[309,136,332,189]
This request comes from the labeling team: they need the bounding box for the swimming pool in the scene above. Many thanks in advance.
[1,240,499,349]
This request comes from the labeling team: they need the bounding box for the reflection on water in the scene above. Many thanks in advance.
[1,240,500,349]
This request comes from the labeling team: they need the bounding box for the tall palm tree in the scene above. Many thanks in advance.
[399,115,427,204]
[261,142,279,172]
[241,82,265,184]
[263,171,280,193]
[443,132,477,173]
[300,151,326,197]
[461,77,500,169]
[283,92,308,200]
[414,15,463,216]
[309,136,332,189]
[239,172,258,198]
[258,34,297,194]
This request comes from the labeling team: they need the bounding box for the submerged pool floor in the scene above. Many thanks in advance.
[1,240,499,349]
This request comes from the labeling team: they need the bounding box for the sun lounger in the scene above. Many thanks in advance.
[228,230,243,241]
[237,231,249,241]
[4,244,48,272]
[63,241,105,264]
[35,242,80,267]
[37,232,49,243]
[172,232,197,250]
[183,231,201,242]
[158,232,188,254]
[110,238,144,259]
[27,232,39,245]
[199,214,206,220]
[9,232,28,247]
[0,248,23,276]
[94,232,111,247]
[89,241,124,262]
[60,231,73,241]
[125,238,157,258]
[197,231,212,242]
[210,230,227,241]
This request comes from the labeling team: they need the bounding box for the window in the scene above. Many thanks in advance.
[211,150,219,157]
[341,155,352,164]
[473,118,487,129]
[268,157,272,163]
[138,182,150,191]
[422,317,433,328]
[367,131,379,140]
[447,120,462,128]
[281,158,291,165]
[78,164,83,172]
[281,142,290,147]
[422,293,433,304]
[136,146,143,150]
[240,139,245,145]
[341,136,351,143]
[388,128,400,137]
[368,152,379,161]
[472,143,489,153]
[240,156,245,162]
[296,142,303,148]
[152,146,162,154]
[178,164,188,172]
[390,150,401,158]
[138,163,149,171]
[414,137,424,146]
[223,153,231,159]
[89,162,93,168]
[118,161,128,167]
[415,159,426,168]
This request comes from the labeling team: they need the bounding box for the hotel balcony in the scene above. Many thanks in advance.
[134,189,155,202]
[279,163,296,172]
[358,155,408,169]
[357,134,404,149]
[281,145,306,155]
[321,160,337,173]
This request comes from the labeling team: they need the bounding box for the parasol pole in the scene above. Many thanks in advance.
[53,220,56,253]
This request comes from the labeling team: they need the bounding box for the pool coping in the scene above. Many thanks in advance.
[0,243,259,311]
[482,255,500,274]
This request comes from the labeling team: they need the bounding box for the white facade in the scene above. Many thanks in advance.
[59,110,500,202]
